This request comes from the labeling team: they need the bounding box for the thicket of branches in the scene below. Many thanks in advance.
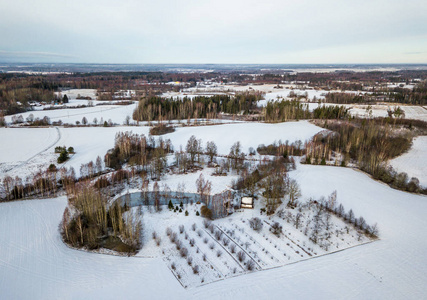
[305,120,426,193]
[257,140,304,156]
[61,182,142,254]
[104,132,172,179]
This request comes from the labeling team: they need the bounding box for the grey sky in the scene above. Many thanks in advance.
[0,0,426,63]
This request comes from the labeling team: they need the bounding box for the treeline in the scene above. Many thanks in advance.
[61,182,142,253]
[324,92,369,104]
[0,167,76,201]
[263,100,349,122]
[257,140,304,156]
[0,87,54,115]
[324,80,427,105]
[132,93,262,122]
[0,71,213,116]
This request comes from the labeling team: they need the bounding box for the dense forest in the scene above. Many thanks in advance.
[132,93,262,122]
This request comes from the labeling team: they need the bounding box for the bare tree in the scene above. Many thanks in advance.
[196,173,212,205]
[288,179,301,208]
[206,141,218,163]
[186,135,200,166]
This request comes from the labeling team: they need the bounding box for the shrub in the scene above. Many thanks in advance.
[201,205,213,219]
[170,232,177,243]
[249,217,263,231]
[180,247,188,257]
[57,150,69,163]
[237,251,246,262]
[193,265,199,274]
[214,230,223,240]
[166,227,172,236]
[270,222,282,236]
[247,260,255,270]
[203,219,211,228]
[149,124,175,136]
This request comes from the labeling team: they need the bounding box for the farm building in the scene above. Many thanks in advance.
[241,197,254,209]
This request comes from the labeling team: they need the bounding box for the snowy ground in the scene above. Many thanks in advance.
[390,136,427,186]
[306,103,427,121]
[5,103,138,126]
[1,163,427,299]
[0,121,323,179]
[161,121,322,154]
[0,127,60,175]
[349,104,427,121]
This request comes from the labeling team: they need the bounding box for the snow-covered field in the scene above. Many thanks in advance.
[306,103,427,121]
[1,163,427,299]
[349,104,427,121]
[0,121,323,179]
[5,103,138,126]
[161,121,322,154]
[390,136,427,186]
[0,127,60,175]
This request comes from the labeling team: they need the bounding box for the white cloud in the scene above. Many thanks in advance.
[0,0,426,63]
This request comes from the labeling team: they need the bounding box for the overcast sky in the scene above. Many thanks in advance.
[0,0,426,64]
